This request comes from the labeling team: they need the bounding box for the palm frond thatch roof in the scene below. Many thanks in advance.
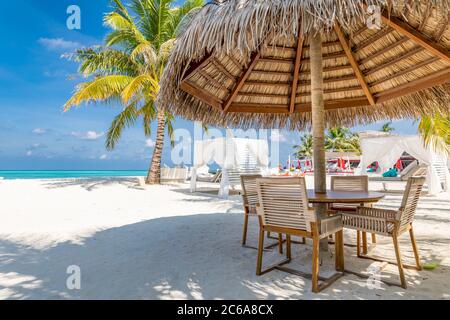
[158,0,450,130]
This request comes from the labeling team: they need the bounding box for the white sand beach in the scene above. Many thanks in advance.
[0,177,449,300]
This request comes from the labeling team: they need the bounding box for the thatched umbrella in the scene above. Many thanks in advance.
[159,0,449,230]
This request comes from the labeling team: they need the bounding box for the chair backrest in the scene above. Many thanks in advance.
[331,175,369,192]
[401,164,427,180]
[256,177,315,232]
[398,177,426,231]
[240,174,262,207]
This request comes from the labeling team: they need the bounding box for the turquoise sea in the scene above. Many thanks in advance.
[0,170,148,180]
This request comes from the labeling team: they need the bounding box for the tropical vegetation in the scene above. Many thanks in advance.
[380,122,395,133]
[294,127,361,159]
[64,0,204,184]
[418,114,449,155]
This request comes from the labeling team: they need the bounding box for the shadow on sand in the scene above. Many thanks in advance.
[1,209,449,300]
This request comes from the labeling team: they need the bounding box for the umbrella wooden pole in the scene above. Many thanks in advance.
[310,32,328,251]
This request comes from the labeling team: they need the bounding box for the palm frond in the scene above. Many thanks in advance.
[106,101,140,150]
[418,114,450,154]
[122,74,159,104]
[65,75,133,110]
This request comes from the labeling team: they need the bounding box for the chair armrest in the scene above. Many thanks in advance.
[256,204,264,217]
[319,214,343,238]
[356,206,398,221]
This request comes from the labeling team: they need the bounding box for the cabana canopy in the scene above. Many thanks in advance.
[159,0,449,130]
[190,137,269,198]
[359,135,450,194]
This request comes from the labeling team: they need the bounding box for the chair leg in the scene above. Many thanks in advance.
[286,235,292,260]
[392,234,407,289]
[278,233,283,254]
[335,231,344,271]
[371,233,377,244]
[256,227,265,276]
[356,231,361,257]
[362,232,368,255]
[409,225,422,270]
[242,210,249,246]
[312,236,320,293]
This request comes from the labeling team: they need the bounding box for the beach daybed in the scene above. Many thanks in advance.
[369,163,428,191]
[161,167,188,183]
[360,135,449,194]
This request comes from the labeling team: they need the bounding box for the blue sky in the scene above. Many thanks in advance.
[0,0,419,170]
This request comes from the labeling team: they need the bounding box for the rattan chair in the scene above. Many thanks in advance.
[255,177,344,293]
[240,175,283,252]
[341,177,425,288]
[330,175,376,247]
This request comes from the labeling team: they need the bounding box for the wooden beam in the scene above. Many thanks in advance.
[363,46,423,76]
[434,13,449,41]
[290,33,303,113]
[212,59,235,80]
[302,51,347,62]
[353,25,368,38]
[353,27,393,52]
[375,68,450,103]
[259,51,347,64]
[381,14,450,64]
[297,86,363,97]
[182,52,213,81]
[223,52,261,112]
[251,64,353,77]
[243,75,357,87]
[237,86,363,99]
[418,5,432,32]
[227,98,371,113]
[227,55,241,68]
[267,41,341,53]
[334,23,375,105]
[198,70,230,91]
[227,103,290,114]
[179,81,223,111]
[370,57,440,86]
[359,37,409,65]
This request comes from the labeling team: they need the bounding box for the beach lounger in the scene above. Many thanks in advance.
[160,167,188,183]
[369,163,428,191]
[195,171,222,183]
[341,177,425,289]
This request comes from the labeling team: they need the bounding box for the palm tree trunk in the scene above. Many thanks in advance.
[146,109,166,185]
[310,32,328,251]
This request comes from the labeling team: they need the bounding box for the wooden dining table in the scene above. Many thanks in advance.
[307,190,385,205]
[307,189,385,253]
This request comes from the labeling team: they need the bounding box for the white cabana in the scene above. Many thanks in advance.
[190,137,269,198]
[359,135,449,195]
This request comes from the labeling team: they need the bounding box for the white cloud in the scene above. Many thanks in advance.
[33,128,47,135]
[271,131,288,143]
[26,151,33,157]
[38,37,81,51]
[30,143,47,150]
[145,139,155,148]
[71,131,105,140]
[99,154,108,160]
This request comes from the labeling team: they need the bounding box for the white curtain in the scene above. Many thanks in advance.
[360,135,448,194]
[191,138,269,197]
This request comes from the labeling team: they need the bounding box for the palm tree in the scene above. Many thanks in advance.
[325,127,361,153]
[64,0,204,184]
[294,134,313,159]
[381,122,395,133]
[418,114,449,154]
